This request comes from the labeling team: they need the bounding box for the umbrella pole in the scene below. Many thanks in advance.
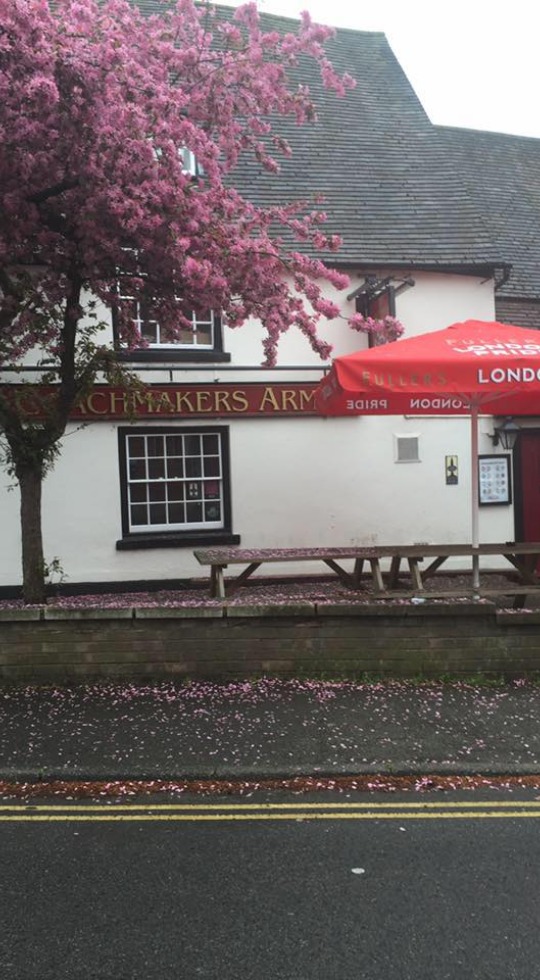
[471,404,480,591]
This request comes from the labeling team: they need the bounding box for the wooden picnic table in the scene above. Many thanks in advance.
[193,542,540,600]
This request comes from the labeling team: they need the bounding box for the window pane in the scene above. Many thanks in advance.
[149,504,167,524]
[129,459,146,481]
[194,318,213,346]
[131,504,148,526]
[205,502,221,522]
[148,482,166,502]
[130,484,147,503]
[168,503,185,524]
[178,326,195,345]
[167,457,184,479]
[141,319,159,344]
[203,434,219,454]
[186,481,201,500]
[148,458,165,479]
[128,437,146,457]
[167,482,184,502]
[204,480,220,499]
[186,457,202,478]
[147,436,164,457]
[203,457,220,478]
[166,435,184,456]
[186,502,203,523]
[184,435,200,455]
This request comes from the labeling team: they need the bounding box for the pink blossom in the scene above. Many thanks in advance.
[349,313,405,345]
[0,0,356,368]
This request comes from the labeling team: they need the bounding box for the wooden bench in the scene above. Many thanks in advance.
[193,543,540,600]
[193,546,401,599]
[402,542,540,585]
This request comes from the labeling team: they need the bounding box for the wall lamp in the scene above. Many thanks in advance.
[490,416,521,451]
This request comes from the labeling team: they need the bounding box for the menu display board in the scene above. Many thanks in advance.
[478,454,512,506]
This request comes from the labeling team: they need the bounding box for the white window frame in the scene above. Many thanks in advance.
[181,147,204,177]
[124,430,225,534]
[121,295,216,350]
[117,250,217,350]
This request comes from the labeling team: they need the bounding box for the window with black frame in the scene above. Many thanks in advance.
[113,249,229,362]
[116,426,239,549]
[118,291,217,350]
[114,288,229,362]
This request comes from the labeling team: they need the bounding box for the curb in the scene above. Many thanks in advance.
[3,765,540,782]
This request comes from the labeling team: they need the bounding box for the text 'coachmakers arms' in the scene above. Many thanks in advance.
[8,384,319,419]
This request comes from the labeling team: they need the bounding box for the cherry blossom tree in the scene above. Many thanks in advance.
[0,0,357,602]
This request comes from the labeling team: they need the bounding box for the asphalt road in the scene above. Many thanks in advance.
[2,792,540,980]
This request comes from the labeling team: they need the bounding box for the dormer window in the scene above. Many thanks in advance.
[150,141,204,178]
[181,147,204,178]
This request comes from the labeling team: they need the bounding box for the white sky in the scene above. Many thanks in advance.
[221,0,540,138]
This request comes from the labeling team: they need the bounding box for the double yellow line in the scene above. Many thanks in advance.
[2,800,540,822]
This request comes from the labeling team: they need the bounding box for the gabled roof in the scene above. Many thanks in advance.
[228,14,499,271]
[133,3,532,280]
[439,126,540,299]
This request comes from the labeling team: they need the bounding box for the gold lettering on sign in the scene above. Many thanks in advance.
[158,392,176,413]
[126,392,143,414]
[299,389,315,410]
[196,391,212,413]
[258,387,280,411]
[109,390,130,414]
[213,390,232,413]
[85,391,109,415]
[49,383,319,419]
[147,392,164,414]
[175,391,195,413]
[280,389,298,411]
[232,390,249,412]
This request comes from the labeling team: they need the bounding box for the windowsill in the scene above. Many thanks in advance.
[117,350,231,364]
[116,531,241,551]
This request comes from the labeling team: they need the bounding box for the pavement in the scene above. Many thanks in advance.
[1,678,540,782]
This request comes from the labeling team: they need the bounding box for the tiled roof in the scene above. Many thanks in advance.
[132,2,536,282]
[439,126,540,298]
[228,16,499,270]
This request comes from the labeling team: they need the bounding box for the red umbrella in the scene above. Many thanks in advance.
[315,320,540,587]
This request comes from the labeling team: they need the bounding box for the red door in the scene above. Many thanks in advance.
[516,430,540,542]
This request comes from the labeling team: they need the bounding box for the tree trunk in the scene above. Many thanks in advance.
[18,463,46,604]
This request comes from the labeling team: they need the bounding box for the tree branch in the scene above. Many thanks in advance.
[28,178,80,206]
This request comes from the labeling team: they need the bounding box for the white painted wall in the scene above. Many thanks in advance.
[1,268,513,588]
[224,269,496,365]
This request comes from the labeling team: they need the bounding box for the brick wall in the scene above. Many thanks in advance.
[1,603,540,681]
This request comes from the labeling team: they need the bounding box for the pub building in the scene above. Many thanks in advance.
[2,12,540,594]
